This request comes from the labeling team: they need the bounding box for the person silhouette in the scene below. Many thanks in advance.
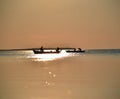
[56,47,60,52]
[78,48,82,51]
[40,46,43,52]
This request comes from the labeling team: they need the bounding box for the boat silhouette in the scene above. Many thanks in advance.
[33,47,60,54]
[66,48,85,53]
[33,50,60,54]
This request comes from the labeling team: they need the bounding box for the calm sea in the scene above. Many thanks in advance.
[0,49,120,99]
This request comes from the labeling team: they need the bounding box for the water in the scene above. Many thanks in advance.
[0,49,120,99]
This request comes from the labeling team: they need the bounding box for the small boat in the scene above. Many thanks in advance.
[33,47,85,54]
[66,50,85,53]
[66,48,85,53]
[33,46,61,54]
[33,50,60,54]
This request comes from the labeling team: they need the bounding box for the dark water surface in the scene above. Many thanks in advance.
[0,49,120,99]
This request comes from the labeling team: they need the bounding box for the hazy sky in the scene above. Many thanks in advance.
[0,0,120,49]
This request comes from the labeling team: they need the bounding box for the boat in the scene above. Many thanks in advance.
[33,47,61,54]
[66,48,85,53]
[66,50,85,53]
[33,50,60,54]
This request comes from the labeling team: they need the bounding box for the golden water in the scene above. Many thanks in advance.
[0,51,120,99]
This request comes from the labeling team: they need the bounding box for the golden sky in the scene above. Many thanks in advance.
[0,0,120,49]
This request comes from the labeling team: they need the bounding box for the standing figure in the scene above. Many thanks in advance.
[40,46,44,52]
[56,47,60,52]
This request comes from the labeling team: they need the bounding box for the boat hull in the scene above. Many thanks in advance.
[33,50,60,54]
[66,50,85,53]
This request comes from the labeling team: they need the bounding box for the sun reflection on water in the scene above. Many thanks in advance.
[27,50,74,62]
[43,71,57,87]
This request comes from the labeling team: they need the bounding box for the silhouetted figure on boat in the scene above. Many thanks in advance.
[78,48,85,52]
[56,47,60,52]
[78,48,82,51]
[40,46,44,52]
